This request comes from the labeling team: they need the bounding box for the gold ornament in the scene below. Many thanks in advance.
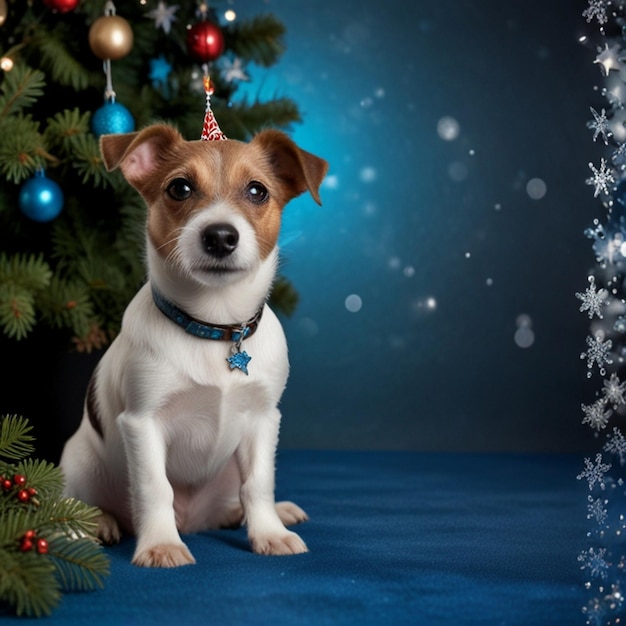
[0,0,7,27]
[88,14,133,60]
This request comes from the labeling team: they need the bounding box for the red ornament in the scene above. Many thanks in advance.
[20,538,33,552]
[37,538,49,554]
[24,530,36,540]
[13,474,26,487]
[17,489,30,502]
[186,21,225,63]
[43,0,80,13]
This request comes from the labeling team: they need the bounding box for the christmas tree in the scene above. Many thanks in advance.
[0,0,301,351]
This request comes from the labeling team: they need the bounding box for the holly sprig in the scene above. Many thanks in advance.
[0,414,110,617]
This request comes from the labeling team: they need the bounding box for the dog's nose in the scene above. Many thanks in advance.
[201,223,239,258]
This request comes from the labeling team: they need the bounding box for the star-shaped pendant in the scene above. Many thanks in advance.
[227,350,251,375]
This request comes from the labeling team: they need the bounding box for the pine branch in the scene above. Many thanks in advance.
[37,274,95,340]
[37,498,101,540]
[0,549,60,617]
[0,253,53,292]
[0,254,53,340]
[0,284,37,340]
[0,417,110,616]
[70,133,109,188]
[0,113,48,183]
[226,14,286,67]
[29,28,92,91]
[15,459,64,499]
[44,107,91,155]
[48,535,109,592]
[0,62,45,119]
[0,415,34,462]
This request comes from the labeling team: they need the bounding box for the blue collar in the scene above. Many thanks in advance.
[151,286,264,342]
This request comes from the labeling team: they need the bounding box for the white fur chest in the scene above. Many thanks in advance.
[97,283,289,486]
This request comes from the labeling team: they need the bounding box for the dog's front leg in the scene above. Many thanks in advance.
[117,413,195,567]
[237,409,308,556]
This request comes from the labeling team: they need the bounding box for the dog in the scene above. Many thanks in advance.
[59,123,328,567]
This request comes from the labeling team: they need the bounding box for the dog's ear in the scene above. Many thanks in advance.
[251,130,329,205]
[100,124,183,186]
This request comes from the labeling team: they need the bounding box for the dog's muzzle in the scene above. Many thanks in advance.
[201,223,239,258]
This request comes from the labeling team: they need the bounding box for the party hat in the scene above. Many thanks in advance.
[201,76,227,141]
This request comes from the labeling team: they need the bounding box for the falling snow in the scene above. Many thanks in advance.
[604,427,626,466]
[578,453,612,491]
[602,374,626,408]
[589,107,613,145]
[582,399,613,431]
[579,547,610,580]
[576,277,609,319]
[587,495,609,526]
[587,158,616,197]
[581,334,614,376]
[583,0,609,24]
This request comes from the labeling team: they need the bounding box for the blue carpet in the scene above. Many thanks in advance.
[6,451,588,625]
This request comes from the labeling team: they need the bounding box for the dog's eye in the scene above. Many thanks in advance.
[245,181,269,205]
[166,178,193,201]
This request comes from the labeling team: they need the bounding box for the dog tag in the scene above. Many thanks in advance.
[227,349,251,375]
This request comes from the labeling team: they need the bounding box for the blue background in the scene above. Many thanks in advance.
[230,0,602,453]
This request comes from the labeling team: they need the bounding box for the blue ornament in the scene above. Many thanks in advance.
[149,55,172,89]
[18,170,64,222]
[91,100,135,137]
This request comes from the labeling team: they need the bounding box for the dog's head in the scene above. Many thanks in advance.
[100,124,328,285]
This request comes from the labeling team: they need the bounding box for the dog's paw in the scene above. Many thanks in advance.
[96,511,122,545]
[275,501,308,526]
[132,543,196,568]
[250,530,308,556]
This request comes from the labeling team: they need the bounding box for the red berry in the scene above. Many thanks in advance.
[27,487,37,496]
[24,529,36,540]
[2,479,11,490]
[36,538,49,554]
[17,489,30,502]
[13,474,26,487]
[20,538,33,552]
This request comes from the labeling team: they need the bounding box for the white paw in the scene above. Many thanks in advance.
[132,543,196,568]
[250,530,308,556]
[275,501,308,526]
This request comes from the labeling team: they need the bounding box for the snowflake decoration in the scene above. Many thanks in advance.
[581,333,614,375]
[582,399,613,431]
[583,0,610,24]
[587,495,609,526]
[576,277,609,319]
[578,453,612,491]
[220,57,250,83]
[594,43,623,76]
[146,1,179,35]
[602,373,626,407]
[586,158,616,197]
[604,427,626,465]
[612,142,626,170]
[579,547,611,580]
[588,107,613,145]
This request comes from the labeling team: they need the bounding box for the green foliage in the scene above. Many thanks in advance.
[225,14,287,67]
[0,415,110,617]
[0,415,34,461]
